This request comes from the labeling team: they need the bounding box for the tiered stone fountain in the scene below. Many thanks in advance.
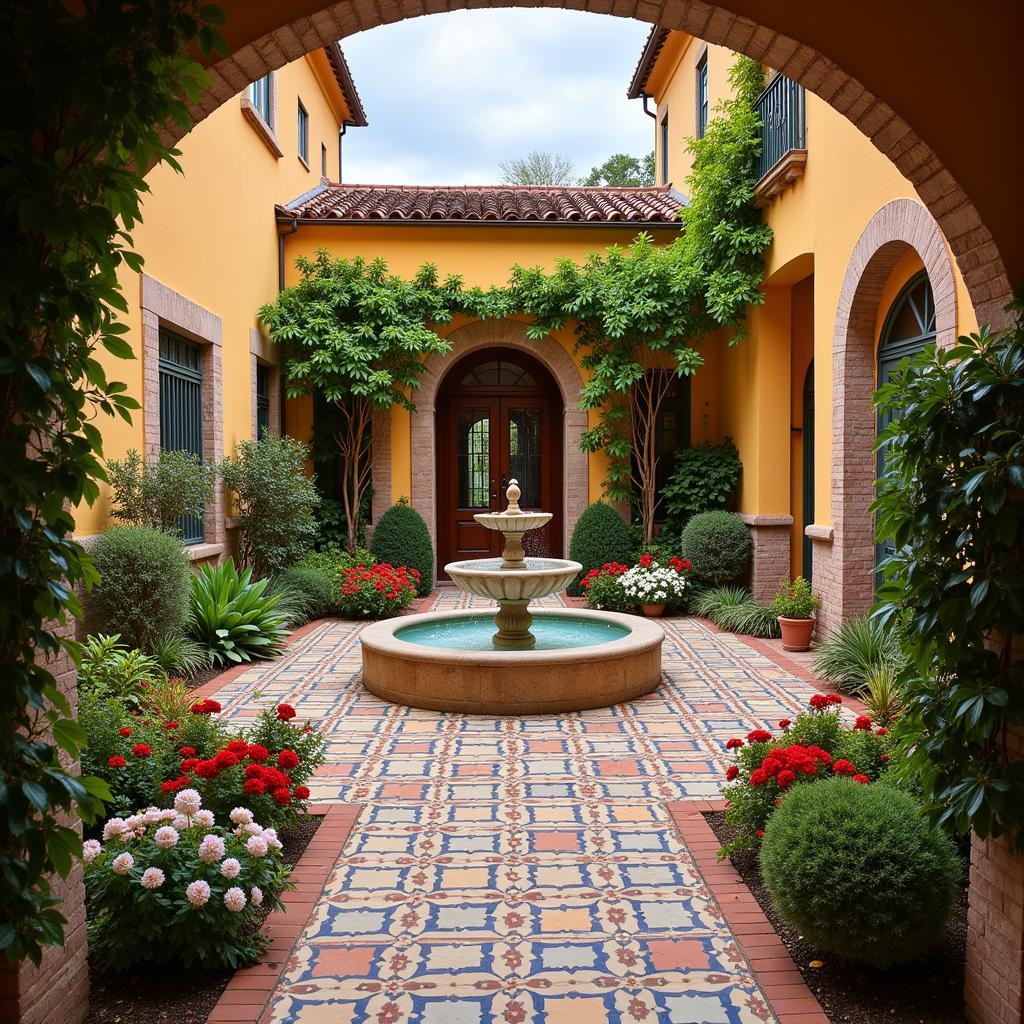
[360,480,664,714]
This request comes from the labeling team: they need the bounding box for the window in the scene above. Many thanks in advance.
[158,328,205,543]
[653,374,691,518]
[660,114,669,184]
[297,100,309,165]
[256,365,271,439]
[696,53,709,139]
[250,74,272,127]
[321,142,327,177]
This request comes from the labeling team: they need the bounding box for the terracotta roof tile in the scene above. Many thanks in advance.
[278,183,686,227]
[324,44,367,127]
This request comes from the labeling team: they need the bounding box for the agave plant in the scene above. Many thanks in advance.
[811,616,905,693]
[860,663,905,725]
[189,559,289,666]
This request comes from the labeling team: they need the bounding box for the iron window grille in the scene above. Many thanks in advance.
[755,72,807,181]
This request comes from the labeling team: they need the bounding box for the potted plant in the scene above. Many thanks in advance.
[618,554,690,617]
[771,576,821,651]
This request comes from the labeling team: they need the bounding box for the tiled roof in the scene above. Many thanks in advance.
[325,43,367,127]
[627,26,671,99]
[277,183,687,226]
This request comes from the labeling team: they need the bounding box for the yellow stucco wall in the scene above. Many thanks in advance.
[74,54,354,536]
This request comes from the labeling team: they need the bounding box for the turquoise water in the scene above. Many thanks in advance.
[395,613,630,651]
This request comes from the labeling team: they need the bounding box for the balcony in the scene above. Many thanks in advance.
[753,73,807,208]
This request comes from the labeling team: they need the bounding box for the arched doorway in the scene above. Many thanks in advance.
[874,270,936,582]
[435,348,563,575]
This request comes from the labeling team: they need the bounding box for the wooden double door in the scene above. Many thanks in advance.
[436,351,562,576]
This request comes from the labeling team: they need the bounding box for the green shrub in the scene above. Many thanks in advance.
[760,778,961,966]
[188,559,289,666]
[662,438,742,528]
[220,434,320,578]
[369,499,434,597]
[79,634,164,706]
[811,616,905,694]
[771,576,820,619]
[89,526,191,651]
[580,563,635,613]
[273,565,337,622]
[690,585,779,637]
[681,511,752,586]
[147,630,210,679]
[107,448,214,535]
[567,502,632,596]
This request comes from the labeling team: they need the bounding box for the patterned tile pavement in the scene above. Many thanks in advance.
[207,595,831,1024]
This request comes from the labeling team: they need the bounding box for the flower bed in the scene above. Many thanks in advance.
[580,555,691,614]
[334,562,420,618]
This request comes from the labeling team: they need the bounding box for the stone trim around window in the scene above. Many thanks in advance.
[250,328,281,440]
[140,273,225,554]
[240,71,282,158]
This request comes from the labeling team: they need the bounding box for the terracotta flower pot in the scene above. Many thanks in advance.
[778,616,815,652]
[641,603,666,618]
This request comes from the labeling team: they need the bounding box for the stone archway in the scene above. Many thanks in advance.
[811,197,956,634]
[371,319,588,556]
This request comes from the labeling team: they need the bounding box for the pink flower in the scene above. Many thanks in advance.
[173,788,202,816]
[230,807,254,825]
[82,840,101,864]
[186,880,211,907]
[111,852,134,875]
[250,886,263,907]
[140,867,165,890]
[220,857,242,880]
[246,835,269,858]
[198,834,225,864]
[223,886,247,912]
[154,826,179,850]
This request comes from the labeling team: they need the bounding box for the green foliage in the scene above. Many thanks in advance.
[582,152,655,187]
[147,630,210,680]
[333,563,420,619]
[272,565,337,622]
[567,503,633,596]
[0,0,221,960]
[369,500,435,597]
[220,434,320,578]
[696,587,780,638]
[89,527,192,652]
[300,547,375,579]
[107,448,213,535]
[79,635,164,707]
[811,616,905,694]
[861,663,904,727]
[873,306,1024,844]
[760,779,961,967]
[582,571,636,614]
[662,439,742,528]
[681,511,752,586]
[188,559,289,666]
[770,576,820,620]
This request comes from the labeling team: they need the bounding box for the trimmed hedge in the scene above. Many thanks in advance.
[89,526,191,651]
[273,564,337,621]
[760,778,961,967]
[369,501,434,597]
[681,510,752,586]
[567,502,632,596]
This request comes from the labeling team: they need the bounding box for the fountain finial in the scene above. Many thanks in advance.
[505,478,522,514]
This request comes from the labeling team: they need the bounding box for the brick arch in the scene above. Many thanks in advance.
[812,197,957,633]
[371,318,587,555]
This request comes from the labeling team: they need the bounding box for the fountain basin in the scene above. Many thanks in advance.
[359,608,664,714]
[445,556,581,601]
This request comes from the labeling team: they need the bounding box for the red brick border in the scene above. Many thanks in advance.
[667,799,830,1024]
[205,802,361,1024]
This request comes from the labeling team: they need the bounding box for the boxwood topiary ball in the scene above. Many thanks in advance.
[369,501,434,597]
[680,510,752,586]
[567,502,632,596]
[760,777,961,967]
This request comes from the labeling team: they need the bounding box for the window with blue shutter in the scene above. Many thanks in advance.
[696,54,709,139]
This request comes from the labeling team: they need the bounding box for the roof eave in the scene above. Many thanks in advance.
[325,42,368,127]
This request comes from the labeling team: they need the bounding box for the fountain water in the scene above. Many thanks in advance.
[360,481,664,714]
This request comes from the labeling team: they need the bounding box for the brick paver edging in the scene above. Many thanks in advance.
[205,802,361,1024]
[667,799,831,1024]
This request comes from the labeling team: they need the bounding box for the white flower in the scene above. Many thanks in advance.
[124,814,143,832]
[245,835,268,858]
[102,818,127,842]
[240,821,263,837]
[220,857,241,880]
[142,807,162,825]
[173,788,202,816]
[193,809,215,829]
[230,807,254,825]
[111,852,134,875]
[172,814,190,830]
[140,867,165,890]
[198,834,226,864]
[185,879,211,907]
[223,886,247,912]
[250,886,263,907]
[82,840,101,864]
[154,826,179,849]
[262,828,283,852]
[159,809,178,821]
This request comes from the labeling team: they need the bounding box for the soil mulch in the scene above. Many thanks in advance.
[83,815,321,1024]
[705,810,968,1024]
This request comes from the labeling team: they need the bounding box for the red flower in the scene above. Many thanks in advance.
[833,759,856,776]
[777,769,796,789]
[178,746,196,757]
[164,720,180,731]
[161,776,190,793]
[639,554,653,568]
[247,744,270,763]
[294,785,310,800]
[725,738,744,750]
[809,693,842,711]
[272,787,291,806]
[747,729,772,744]
[262,767,290,789]
[214,750,239,769]
[243,778,265,795]
[131,743,151,758]
[756,829,764,839]
[276,704,297,721]
[777,719,791,729]
[180,758,199,773]
[853,773,870,785]
[277,749,300,770]
[108,755,126,768]
[194,759,220,779]
[879,753,890,762]
[118,727,132,737]
[227,740,249,755]
[725,765,739,781]
[244,764,265,779]
[191,698,221,715]
[876,727,888,736]
[750,768,769,788]
[853,715,872,731]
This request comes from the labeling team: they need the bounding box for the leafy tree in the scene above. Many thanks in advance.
[259,253,468,555]
[582,152,655,187]
[107,448,214,534]
[499,150,576,186]
[0,0,222,963]
[874,303,1024,846]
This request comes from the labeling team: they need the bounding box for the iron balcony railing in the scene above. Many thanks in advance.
[756,73,807,181]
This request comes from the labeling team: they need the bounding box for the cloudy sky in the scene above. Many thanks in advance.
[339,10,655,185]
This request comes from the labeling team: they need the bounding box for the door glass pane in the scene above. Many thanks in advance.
[508,408,541,509]
[457,408,491,509]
